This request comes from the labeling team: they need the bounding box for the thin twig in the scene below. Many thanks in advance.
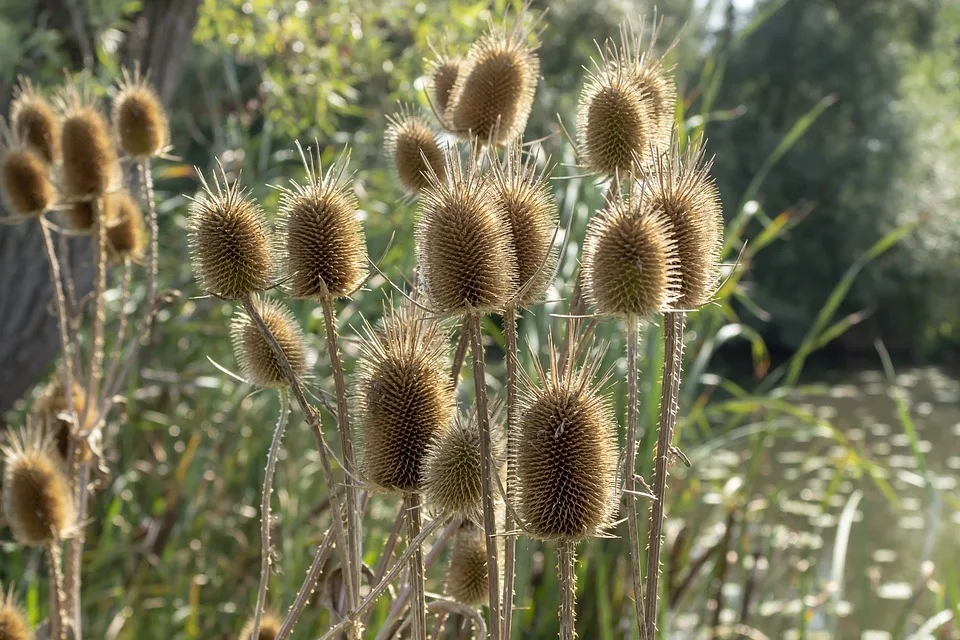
[624,315,647,639]
[451,327,469,386]
[558,540,577,640]
[101,259,133,403]
[501,306,518,640]
[275,527,336,640]
[406,493,427,640]
[374,506,407,584]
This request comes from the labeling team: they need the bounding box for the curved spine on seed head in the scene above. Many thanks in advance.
[0,583,31,640]
[230,296,308,389]
[9,76,59,164]
[385,106,447,194]
[0,121,55,219]
[112,65,169,158]
[54,81,121,201]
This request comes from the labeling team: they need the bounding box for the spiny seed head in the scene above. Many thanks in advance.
[582,184,681,318]
[230,297,308,388]
[445,14,540,145]
[515,342,619,540]
[415,148,516,315]
[55,83,121,200]
[426,50,462,115]
[357,302,454,493]
[106,190,145,261]
[10,77,59,164]
[187,166,274,300]
[33,378,92,463]
[489,144,558,306]
[0,585,30,640]
[1,427,74,546]
[0,126,55,218]
[277,144,367,299]
[112,66,168,158]
[385,107,446,194]
[445,522,491,606]
[239,612,281,640]
[66,201,95,231]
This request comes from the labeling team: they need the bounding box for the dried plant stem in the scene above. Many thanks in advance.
[558,540,577,640]
[276,526,336,640]
[85,197,107,422]
[38,217,78,428]
[501,306,518,640]
[251,390,290,640]
[624,314,647,639]
[374,506,407,584]
[451,328,469,386]
[137,158,159,345]
[48,542,68,640]
[466,313,502,640]
[405,493,427,640]
[644,311,686,638]
[102,260,133,397]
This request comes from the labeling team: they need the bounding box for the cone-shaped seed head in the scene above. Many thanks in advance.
[33,378,92,462]
[0,135,54,217]
[112,66,169,158]
[1,428,74,546]
[427,53,461,115]
[106,190,146,261]
[445,522,491,606]
[582,184,681,317]
[358,303,454,493]
[10,78,59,164]
[0,586,30,640]
[516,343,619,540]
[230,297,308,389]
[385,108,446,194]
[415,148,515,315]
[239,612,281,640]
[278,144,367,299]
[56,85,121,200]
[187,167,274,299]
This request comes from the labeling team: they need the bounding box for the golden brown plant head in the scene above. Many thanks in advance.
[33,378,92,463]
[444,521,491,606]
[66,201,95,231]
[426,48,462,115]
[581,184,680,317]
[489,144,558,306]
[230,297,308,389]
[444,12,541,145]
[112,66,169,158]
[277,143,367,299]
[238,612,282,640]
[10,77,59,164]
[0,126,55,218]
[0,585,31,640]
[415,148,515,315]
[1,427,74,546]
[357,302,454,493]
[106,190,146,261]
[515,341,619,540]
[55,83,121,200]
[385,107,446,194]
[187,166,274,300]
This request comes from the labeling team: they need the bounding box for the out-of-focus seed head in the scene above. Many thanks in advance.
[0,125,55,218]
[230,297,308,389]
[187,166,274,300]
[1,427,74,546]
[277,144,367,300]
[106,190,146,261]
[33,377,92,463]
[445,521,491,606]
[55,83,121,200]
[415,147,515,315]
[112,66,169,158]
[9,77,59,164]
[385,107,446,194]
[239,612,281,640]
[426,48,462,115]
[357,302,454,493]
[515,341,619,540]
[0,585,31,640]
[582,184,680,318]
[66,201,95,231]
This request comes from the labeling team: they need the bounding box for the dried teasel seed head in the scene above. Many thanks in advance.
[277,144,367,299]
[112,66,169,158]
[445,521,492,606]
[33,377,92,462]
[445,13,540,145]
[357,302,454,493]
[385,108,446,194]
[415,149,515,315]
[106,190,146,261]
[66,201,95,231]
[0,585,31,640]
[516,343,619,540]
[10,77,59,164]
[581,184,680,318]
[55,83,121,200]
[230,297,308,388]
[426,50,462,115]
[187,166,274,300]
[1,427,74,546]
[0,127,55,218]
[239,612,282,640]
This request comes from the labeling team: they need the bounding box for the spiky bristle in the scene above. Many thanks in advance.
[113,66,169,158]
[10,78,59,165]
[385,108,446,194]
[230,297,308,389]
[239,612,282,640]
[0,585,31,640]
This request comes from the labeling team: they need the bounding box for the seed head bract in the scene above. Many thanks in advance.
[55,83,121,200]
[9,77,59,164]
[230,297,308,388]
[112,66,169,158]
[385,107,446,194]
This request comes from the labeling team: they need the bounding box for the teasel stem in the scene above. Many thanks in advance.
[644,311,686,638]
[405,493,427,640]
[501,305,518,639]
[466,313,502,640]
[251,390,290,640]
[451,328,469,386]
[85,197,107,422]
[48,542,68,640]
[276,524,336,640]
[624,314,648,639]
[558,540,577,640]
[137,158,159,345]
[102,259,133,399]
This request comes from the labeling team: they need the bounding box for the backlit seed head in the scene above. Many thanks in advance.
[515,342,619,540]
[0,585,31,640]
[33,378,92,462]
[426,50,462,115]
[489,144,558,306]
[277,144,367,299]
[445,521,491,606]
[444,14,540,145]
[415,148,515,315]
[239,612,281,640]
[385,107,446,194]
[187,166,274,299]
[106,190,146,261]
[0,126,55,217]
[55,83,121,200]
[10,77,59,164]
[230,297,308,388]
[357,302,454,493]
[582,184,681,318]
[112,66,168,158]
[1,427,74,546]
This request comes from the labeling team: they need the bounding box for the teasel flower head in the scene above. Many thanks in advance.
[230,297,308,388]
[581,183,680,318]
[55,82,121,201]
[415,147,516,315]
[357,301,454,493]
[425,45,462,115]
[106,190,146,261]
[444,11,541,145]
[385,107,446,194]
[0,584,31,640]
[9,76,59,164]
[277,143,367,300]
[515,339,619,540]
[33,377,92,462]
[239,612,281,640]
[112,65,169,158]
[445,521,493,606]
[0,123,55,218]
[1,426,74,546]
[489,143,558,306]
[187,166,274,300]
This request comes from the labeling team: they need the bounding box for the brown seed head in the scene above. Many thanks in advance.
[385,108,446,194]
[357,302,454,493]
[444,521,491,606]
[415,148,515,315]
[0,129,55,217]
[10,77,59,164]
[239,612,282,640]
[55,84,121,200]
[426,51,462,115]
[33,378,92,463]
[582,184,680,318]
[0,585,31,640]
[277,144,367,299]
[112,66,169,158]
[106,190,146,261]
[230,297,308,389]
[187,167,274,299]
[515,342,619,540]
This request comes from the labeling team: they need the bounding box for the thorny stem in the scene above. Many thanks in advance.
[84,197,107,426]
[405,493,427,640]
[558,540,577,640]
[373,506,406,585]
[48,542,68,640]
[501,306,518,640]
[137,158,159,345]
[276,526,336,640]
[251,391,290,640]
[644,311,685,638]
[451,327,469,386]
[624,315,648,639]
[466,313,502,640]
[102,260,133,398]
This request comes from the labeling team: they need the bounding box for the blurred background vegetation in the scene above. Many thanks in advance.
[1,0,958,638]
